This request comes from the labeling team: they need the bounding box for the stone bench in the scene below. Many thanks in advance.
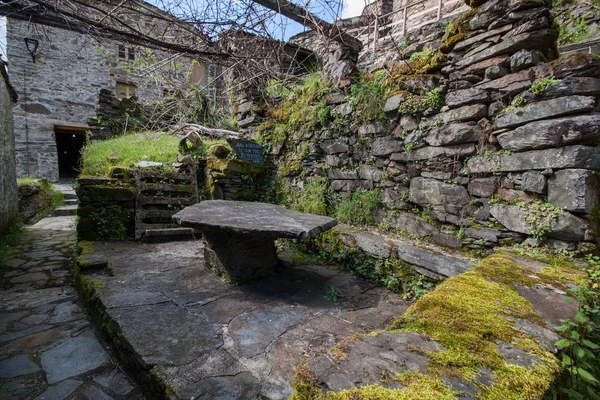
[173,200,337,283]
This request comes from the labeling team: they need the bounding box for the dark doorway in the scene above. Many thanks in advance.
[55,126,87,178]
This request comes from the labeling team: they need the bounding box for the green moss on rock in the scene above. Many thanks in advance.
[290,252,584,399]
[107,166,130,179]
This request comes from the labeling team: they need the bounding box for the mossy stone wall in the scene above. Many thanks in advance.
[76,177,136,241]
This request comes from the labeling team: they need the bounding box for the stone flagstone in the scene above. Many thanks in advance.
[40,330,110,384]
[0,355,40,378]
[0,211,143,399]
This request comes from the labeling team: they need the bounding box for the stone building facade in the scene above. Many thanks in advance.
[290,0,468,67]
[0,59,18,235]
[6,12,220,182]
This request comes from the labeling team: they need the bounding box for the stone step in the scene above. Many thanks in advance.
[64,192,77,200]
[141,228,197,243]
[64,199,78,206]
[53,205,78,216]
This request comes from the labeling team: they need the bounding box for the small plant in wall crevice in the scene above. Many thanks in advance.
[323,286,345,303]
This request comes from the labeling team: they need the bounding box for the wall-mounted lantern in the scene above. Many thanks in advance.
[24,37,39,63]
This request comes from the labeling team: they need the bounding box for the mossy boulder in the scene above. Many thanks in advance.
[291,252,585,399]
[209,144,232,159]
[207,158,264,175]
[107,166,131,179]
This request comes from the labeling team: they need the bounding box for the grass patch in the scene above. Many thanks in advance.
[80,131,180,177]
[334,189,382,226]
[348,70,392,123]
[289,178,331,216]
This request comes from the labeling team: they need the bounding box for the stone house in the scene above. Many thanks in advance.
[4,2,221,182]
[290,0,468,66]
[0,58,18,235]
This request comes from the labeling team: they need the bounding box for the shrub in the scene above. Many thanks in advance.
[260,73,333,149]
[518,200,561,239]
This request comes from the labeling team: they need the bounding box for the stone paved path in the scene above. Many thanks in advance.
[0,215,144,400]
[79,240,412,399]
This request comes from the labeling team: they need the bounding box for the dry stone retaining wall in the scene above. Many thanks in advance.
[250,0,600,256]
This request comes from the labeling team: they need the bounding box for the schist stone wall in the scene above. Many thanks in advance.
[0,61,19,235]
[290,0,469,67]
[7,18,218,182]
[248,0,600,254]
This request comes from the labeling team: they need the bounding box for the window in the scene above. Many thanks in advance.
[191,60,207,87]
[118,44,135,61]
[116,82,137,99]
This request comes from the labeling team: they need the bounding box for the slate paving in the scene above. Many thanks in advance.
[0,215,143,400]
[79,240,412,399]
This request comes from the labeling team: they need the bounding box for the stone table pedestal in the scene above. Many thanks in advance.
[173,200,337,284]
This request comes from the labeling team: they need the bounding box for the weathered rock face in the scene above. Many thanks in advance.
[496,114,600,151]
[521,171,546,194]
[495,96,596,129]
[445,88,490,108]
[420,104,487,128]
[391,144,476,162]
[548,169,599,214]
[306,332,444,392]
[409,177,470,215]
[469,177,498,197]
[456,29,558,68]
[294,252,583,399]
[542,77,600,99]
[371,136,404,156]
[490,204,594,241]
[424,122,482,146]
[393,240,472,278]
[468,146,600,173]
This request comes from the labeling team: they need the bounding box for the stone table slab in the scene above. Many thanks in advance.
[173,201,337,283]
[172,200,337,239]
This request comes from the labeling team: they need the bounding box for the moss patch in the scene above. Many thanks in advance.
[291,252,584,399]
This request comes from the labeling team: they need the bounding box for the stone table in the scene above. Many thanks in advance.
[173,200,337,283]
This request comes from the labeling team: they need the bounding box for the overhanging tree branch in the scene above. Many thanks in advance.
[250,0,362,53]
